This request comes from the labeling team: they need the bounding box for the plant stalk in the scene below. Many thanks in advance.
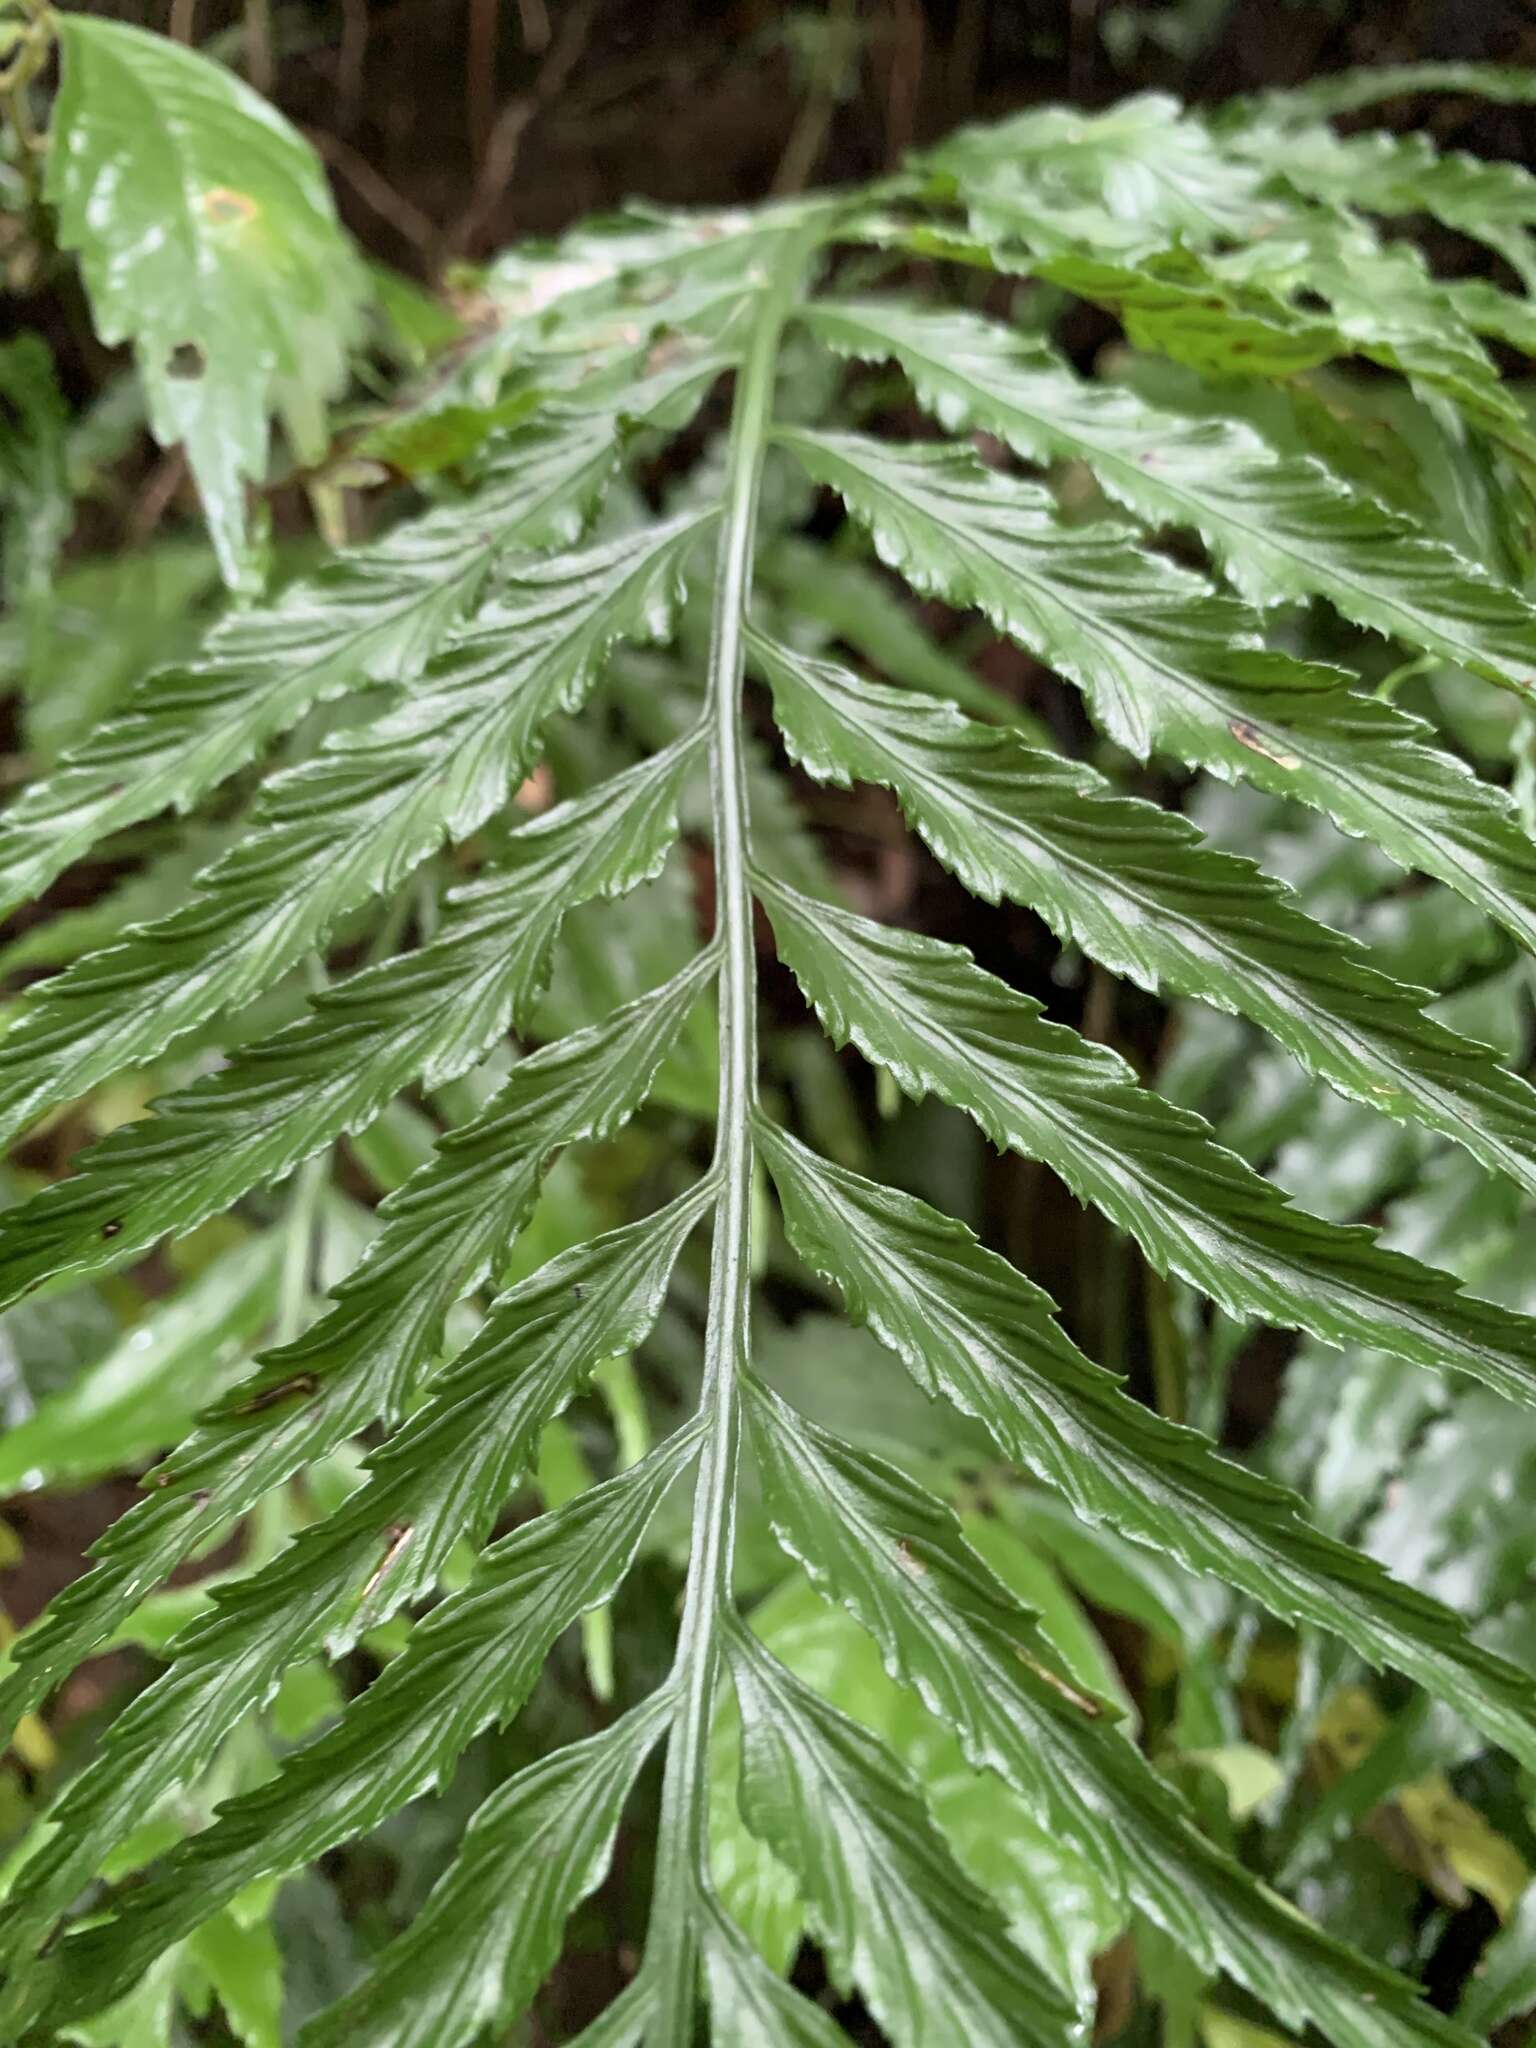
[643,220,821,2034]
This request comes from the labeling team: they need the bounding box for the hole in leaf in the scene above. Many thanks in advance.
[166,341,206,380]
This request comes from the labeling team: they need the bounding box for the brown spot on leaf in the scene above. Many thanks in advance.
[201,186,258,228]
[1229,718,1300,770]
[360,1525,413,1603]
[232,1372,318,1416]
[1017,1646,1103,1717]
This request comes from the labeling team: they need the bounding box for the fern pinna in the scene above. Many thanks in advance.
[10,19,1536,2044]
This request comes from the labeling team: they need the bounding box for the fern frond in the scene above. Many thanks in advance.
[0,1193,709,1986]
[745,1388,1478,2048]
[923,93,1284,251]
[0,955,712,1736]
[0,736,699,1305]
[0,511,709,1139]
[702,1906,851,2047]
[14,1435,698,2037]
[922,110,1536,463]
[782,426,1536,710]
[1233,62,1536,123]
[801,298,1527,634]
[725,1616,1079,2048]
[297,1694,676,2048]
[782,422,1536,948]
[751,630,1536,1192]
[0,414,618,916]
[757,1121,1536,1765]
[16,52,1536,2045]
[1238,126,1536,250]
[759,876,1536,1412]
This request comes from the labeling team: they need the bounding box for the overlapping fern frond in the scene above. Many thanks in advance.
[10,28,1536,2044]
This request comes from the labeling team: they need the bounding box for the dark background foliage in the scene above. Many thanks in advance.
[29,2,1536,269]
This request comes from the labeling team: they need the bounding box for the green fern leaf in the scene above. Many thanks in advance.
[0,414,618,919]
[752,630,1536,1191]
[759,876,1536,1411]
[16,1435,697,2037]
[0,1191,708,1975]
[1237,126,1536,257]
[19,64,1536,2045]
[801,298,1529,636]
[702,1907,851,2047]
[744,1385,1478,2048]
[1233,62,1536,123]
[781,426,1536,708]
[0,511,709,1140]
[726,1618,1079,2048]
[0,737,699,1307]
[0,956,710,1739]
[781,422,1536,951]
[757,1121,1536,1765]
[298,1695,675,2048]
[923,94,1281,251]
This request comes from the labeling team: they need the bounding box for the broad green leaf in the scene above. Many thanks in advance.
[0,413,617,918]
[708,1673,806,1977]
[759,877,1536,1413]
[0,738,700,1310]
[299,1695,673,2048]
[0,956,711,1740]
[780,424,1536,952]
[0,510,709,1140]
[752,630,1536,1192]
[187,1910,283,2048]
[758,1122,1536,1768]
[19,1434,698,2035]
[0,1232,281,1494]
[726,1620,1078,2048]
[745,1386,1478,2048]
[47,17,368,584]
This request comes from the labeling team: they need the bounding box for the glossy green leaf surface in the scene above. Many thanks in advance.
[781,418,1536,955]
[754,631,1536,1188]
[745,1386,1475,2048]
[760,877,1536,1411]
[47,17,368,585]
[11,45,1536,2047]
